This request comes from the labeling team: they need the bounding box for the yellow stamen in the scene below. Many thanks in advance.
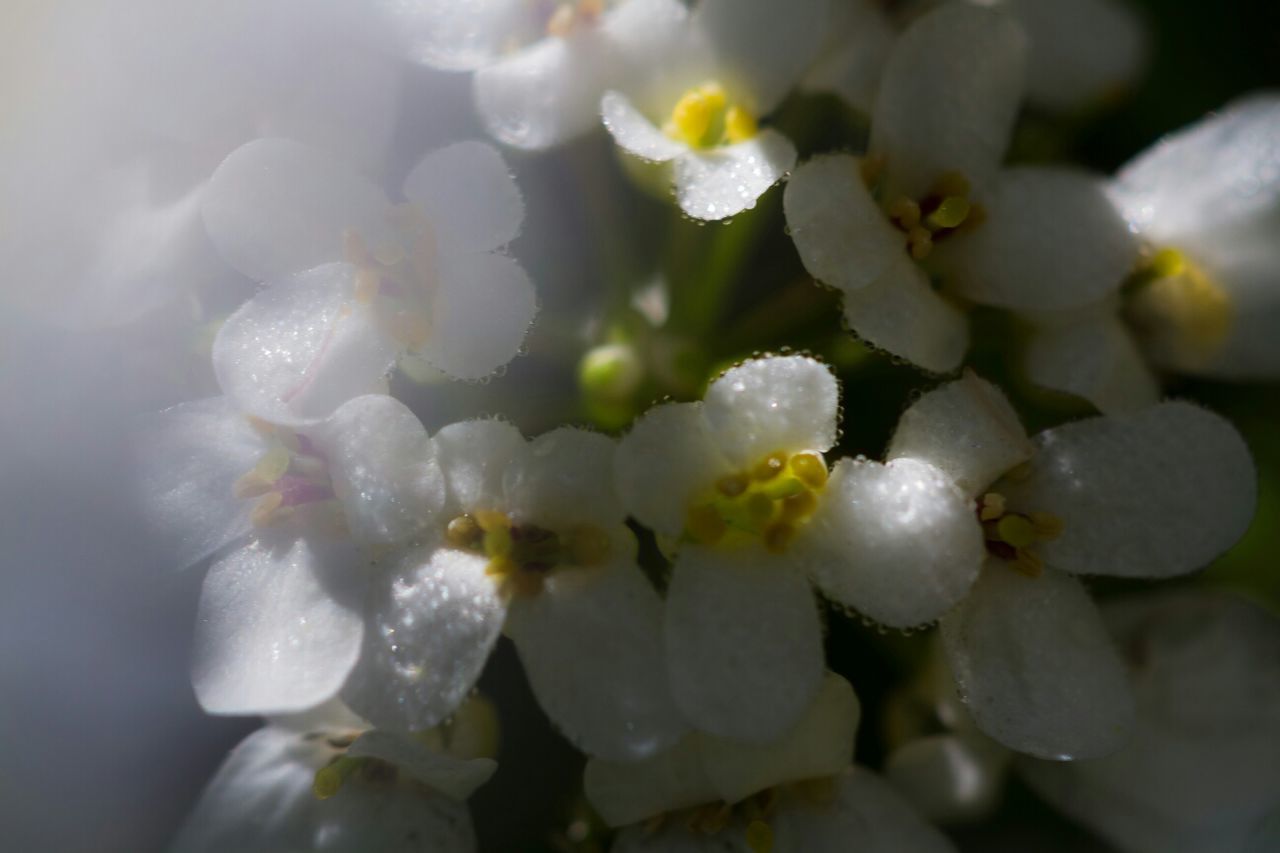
[789,453,828,489]
[779,489,818,522]
[666,83,725,147]
[907,226,933,260]
[926,195,972,230]
[1013,548,1044,577]
[752,451,787,482]
[233,444,291,498]
[996,514,1036,549]
[724,105,757,144]
[745,820,774,853]
[1150,247,1186,278]
[888,197,922,230]
[859,154,886,187]
[978,492,1006,521]
[446,515,482,549]
[250,491,285,527]
[1029,511,1064,540]
[313,756,359,800]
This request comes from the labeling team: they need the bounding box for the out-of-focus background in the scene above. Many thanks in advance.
[1,1,1277,851]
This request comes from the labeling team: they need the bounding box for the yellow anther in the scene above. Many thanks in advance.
[978,492,1006,521]
[788,453,828,490]
[484,554,518,579]
[1129,257,1232,358]
[244,414,277,437]
[1150,247,1186,278]
[779,489,818,522]
[250,491,285,527]
[996,514,1036,549]
[933,171,971,198]
[313,756,359,800]
[859,154,886,187]
[745,492,775,526]
[1029,511,1064,540]
[473,509,510,533]
[745,820,774,853]
[752,452,788,482]
[907,226,933,260]
[484,526,513,559]
[724,105,757,144]
[567,524,611,566]
[716,473,750,497]
[233,444,291,498]
[667,83,724,147]
[446,515,482,549]
[687,504,727,545]
[1013,548,1044,578]
[888,197,922,230]
[760,476,805,501]
[763,522,797,554]
[927,195,972,230]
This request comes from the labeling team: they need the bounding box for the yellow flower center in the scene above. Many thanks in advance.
[1123,247,1233,368]
[663,81,759,149]
[977,492,1064,577]
[684,450,828,553]
[861,159,985,261]
[343,203,440,351]
[233,417,342,530]
[446,509,611,597]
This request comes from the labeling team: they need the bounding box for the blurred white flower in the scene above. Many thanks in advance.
[800,0,896,117]
[202,138,537,425]
[601,0,828,220]
[884,373,1256,759]
[785,3,1139,379]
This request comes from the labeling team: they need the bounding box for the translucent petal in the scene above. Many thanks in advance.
[940,566,1135,759]
[800,0,895,115]
[784,153,908,294]
[201,138,389,283]
[414,251,537,381]
[936,166,1139,312]
[316,395,444,545]
[371,0,534,71]
[799,458,984,628]
[401,141,524,254]
[615,402,733,538]
[347,730,496,800]
[702,355,839,466]
[601,90,687,163]
[999,401,1256,578]
[341,546,506,732]
[503,427,624,530]
[212,264,400,425]
[136,398,261,570]
[841,252,970,373]
[885,733,1011,824]
[1024,308,1161,414]
[193,538,366,715]
[773,766,958,853]
[673,129,796,221]
[433,418,526,516]
[699,673,859,804]
[665,546,824,741]
[506,560,687,761]
[888,372,1033,496]
[308,781,477,851]
[584,736,718,827]
[692,0,828,116]
[871,2,1028,200]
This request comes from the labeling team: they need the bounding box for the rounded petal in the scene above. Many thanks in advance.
[137,398,261,570]
[841,252,970,373]
[415,251,537,381]
[887,371,1033,496]
[615,402,733,538]
[999,402,1256,578]
[885,733,1011,824]
[940,567,1135,759]
[371,0,533,71]
[506,560,687,761]
[799,457,985,628]
[800,0,895,114]
[401,141,523,254]
[703,355,839,466]
[212,264,400,425]
[308,782,478,852]
[341,546,506,732]
[665,546,825,741]
[193,538,366,715]
[1024,308,1161,414]
[346,731,496,800]
[503,427,624,529]
[584,737,718,828]
[673,129,796,221]
[316,395,444,545]
[201,138,389,283]
[785,153,908,294]
[936,166,1139,312]
[871,3,1028,200]
[602,90,687,163]
[433,418,526,515]
[772,766,958,853]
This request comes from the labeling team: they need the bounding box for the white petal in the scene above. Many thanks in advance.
[773,766,958,853]
[703,355,839,466]
[415,251,537,381]
[311,783,477,852]
[503,427,624,530]
[584,736,718,828]
[193,538,366,715]
[316,395,444,545]
[212,264,400,425]
[615,402,732,538]
[691,0,828,116]
[871,2,1027,200]
[936,166,1139,312]
[800,0,895,115]
[887,372,1033,496]
[371,0,533,71]
[885,733,1011,824]
[602,90,687,163]
[999,401,1256,578]
[401,141,523,254]
[799,458,984,628]
[841,252,970,373]
[341,546,506,732]
[506,560,687,761]
[940,566,1135,759]
[673,129,796,221]
[137,398,261,570]
[201,138,389,283]
[1023,307,1161,414]
[699,673,859,804]
[785,153,908,294]
[665,546,825,741]
[346,730,496,800]
[432,418,526,515]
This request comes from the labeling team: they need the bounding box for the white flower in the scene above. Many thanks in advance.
[586,674,956,852]
[170,698,495,853]
[785,3,1138,377]
[1017,591,1280,853]
[601,0,828,220]
[883,372,1256,759]
[203,138,536,425]
[615,355,984,740]
[799,0,896,117]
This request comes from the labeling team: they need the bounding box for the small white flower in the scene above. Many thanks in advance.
[203,138,536,425]
[615,355,984,740]
[170,698,495,853]
[884,372,1256,758]
[601,0,828,220]
[785,3,1138,376]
